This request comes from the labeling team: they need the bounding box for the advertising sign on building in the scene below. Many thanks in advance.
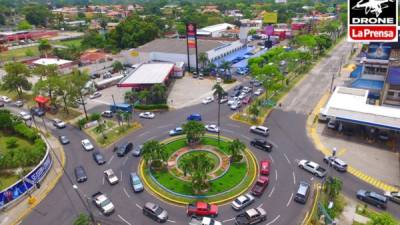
[348,0,398,42]
[367,43,391,59]
[263,12,278,24]
[186,23,197,48]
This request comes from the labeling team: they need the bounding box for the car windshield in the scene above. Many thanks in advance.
[96,154,103,160]
[100,199,111,207]
[154,207,163,215]
[234,199,243,204]
[133,178,141,185]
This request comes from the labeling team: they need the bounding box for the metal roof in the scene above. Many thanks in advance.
[321,87,400,131]
[118,63,174,86]
[137,38,226,55]
[33,58,72,66]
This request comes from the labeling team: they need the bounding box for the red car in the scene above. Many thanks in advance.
[251,176,269,196]
[242,96,252,104]
[187,202,218,217]
[260,160,270,176]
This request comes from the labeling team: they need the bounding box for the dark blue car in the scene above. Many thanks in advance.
[187,113,202,121]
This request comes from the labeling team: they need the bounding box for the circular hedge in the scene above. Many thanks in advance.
[139,135,258,204]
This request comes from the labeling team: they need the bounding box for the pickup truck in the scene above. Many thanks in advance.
[234,207,267,225]
[92,192,115,215]
[187,202,218,217]
[298,160,327,178]
[251,176,269,196]
[189,216,222,225]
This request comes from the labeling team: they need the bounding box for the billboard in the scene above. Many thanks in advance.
[263,12,278,24]
[367,43,391,60]
[348,0,398,42]
[186,23,197,49]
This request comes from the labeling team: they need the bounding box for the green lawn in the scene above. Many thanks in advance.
[0,175,19,190]
[0,46,39,62]
[0,131,32,155]
[54,38,82,47]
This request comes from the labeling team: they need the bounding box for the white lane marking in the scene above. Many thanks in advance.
[283,153,291,165]
[135,203,143,210]
[286,193,293,207]
[224,129,234,134]
[275,170,278,181]
[157,124,172,129]
[123,157,129,166]
[108,155,114,165]
[167,220,176,223]
[102,176,105,185]
[257,203,263,208]
[123,187,131,198]
[118,214,132,225]
[222,218,235,223]
[240,135,251,141]
[268,154,274,164]
[292,171,296,185]
[227,123,240,128]
[120,170,123,182]
[147,136,156,140]
[268,186,275,198]
[268,140,278,148]
[138,131,149,137]
[266,215,280,225]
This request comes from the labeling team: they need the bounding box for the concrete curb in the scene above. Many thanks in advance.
[306,92,399,192]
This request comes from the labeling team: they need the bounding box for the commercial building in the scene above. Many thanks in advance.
[117,63,175,89]
[197,23,235,38]
[134,38,245,68]
[31,58,75,74]
[320,87,400,131]
[0,30,58,44]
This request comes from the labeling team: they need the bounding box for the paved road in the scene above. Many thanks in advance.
[17,39,400,225]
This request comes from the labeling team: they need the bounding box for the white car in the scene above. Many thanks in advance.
[139,112,155,119]
[227,97,239,105]
[0,96,11,103]
[238,93,247,100]
[242,87,251,93]
[89,91,102,99]
[19,111,31,120]
[52,118,66,128]
[231,193,255,210]
[104,169,119,185]
[189,217,222,225]
[81,139,94,151]
[202,96,214,104]
[230,101,241,110]
[205,124,220,133]
[254,88,263,96]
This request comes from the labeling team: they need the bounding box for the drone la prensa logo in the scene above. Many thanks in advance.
[348,0,398,42]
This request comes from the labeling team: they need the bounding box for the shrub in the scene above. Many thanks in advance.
[5,137,18,149]
[135,104,169,110]
[13,123,38,142]
[77,118,88,129]
[89,113,101,121]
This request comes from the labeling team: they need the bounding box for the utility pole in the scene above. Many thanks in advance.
[111,94,120,126]
[79,89,88,120]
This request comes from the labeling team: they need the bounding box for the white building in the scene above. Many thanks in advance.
[197,23,236,38]
[134,38,245,68]
[32,58,75,74]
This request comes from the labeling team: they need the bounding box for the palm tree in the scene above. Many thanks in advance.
[182,121,206,145]
[150,84,167,104]
[248,104,260,121]
[227,139,245,162]
[198,52,208,69]
[38,39,52,58]
[94,120,107,140]
[212,83,225,143]
[138,90,150,104]
[219,61,231,80]
[183,153,214,193]
[122,111,131,126]
[124,90,138,104]
[142,140,167,170]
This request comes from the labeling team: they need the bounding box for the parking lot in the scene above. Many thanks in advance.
[167,74,238,109]
[316,121,400,187]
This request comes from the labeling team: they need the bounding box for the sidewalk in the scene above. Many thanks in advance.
[307,53,400,192]
[0,122,65,225]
